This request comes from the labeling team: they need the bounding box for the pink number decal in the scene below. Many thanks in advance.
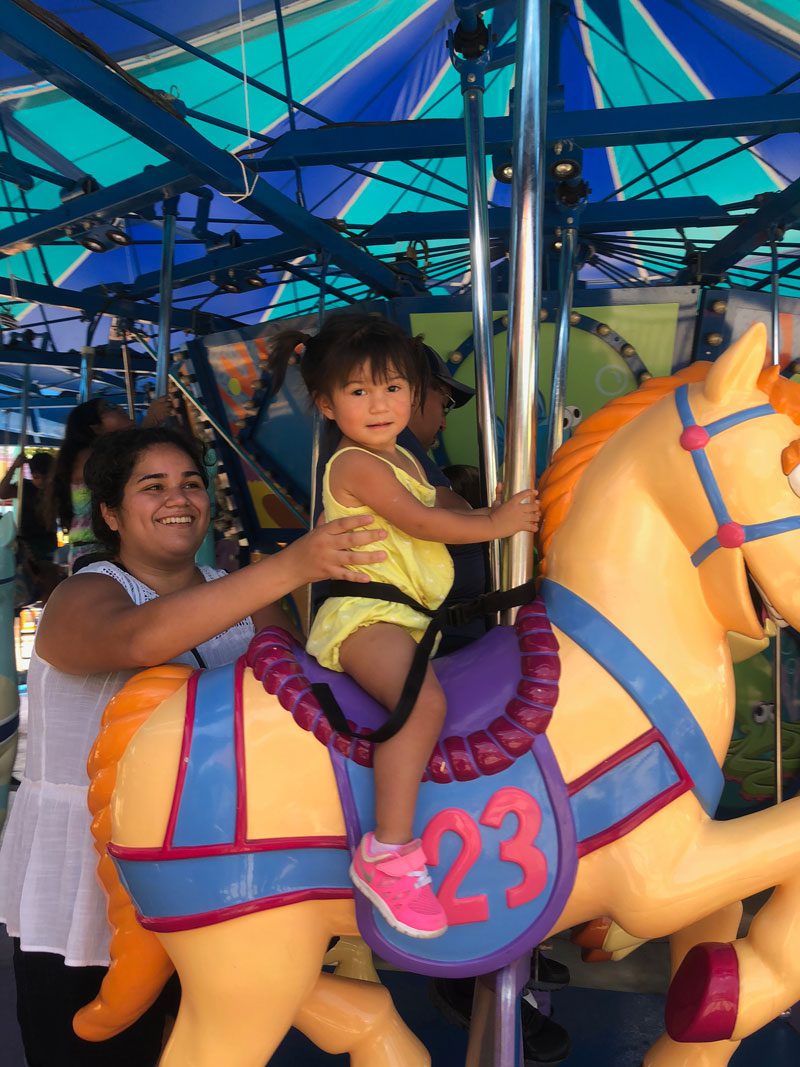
[422,807,489,925]
[480,787,547,909]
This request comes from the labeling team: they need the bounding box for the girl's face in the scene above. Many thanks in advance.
[316,360,412,451]
[101,444,210,562]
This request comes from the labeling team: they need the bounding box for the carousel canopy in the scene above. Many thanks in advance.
[0,0,795,438]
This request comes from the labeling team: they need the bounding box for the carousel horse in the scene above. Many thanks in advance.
[0,512,19,830]
[77,324,800,1066]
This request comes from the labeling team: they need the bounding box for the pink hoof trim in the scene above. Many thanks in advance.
[717,521,745,549]
[680,425,710,451]
[665,942,739,1043]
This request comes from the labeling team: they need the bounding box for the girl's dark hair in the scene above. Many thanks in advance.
[84,427,208,553]
[268,311,429,410]
[46,398,107,530]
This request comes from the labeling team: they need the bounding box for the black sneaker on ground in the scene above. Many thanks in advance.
[521,991,570,1066]
[429,978,570,1067]
[527,951,570,992]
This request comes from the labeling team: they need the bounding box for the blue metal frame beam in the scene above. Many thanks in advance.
[0,161,199,255]
[0,344,152,372]
[674,177,800,283]
[256,94,800,169]
[0,105,88,182]
[689,0,800,61]
[0,393,133,409]
[362,198,732,244]
[0,276,234,332]
[130,234,305,296]
[0,2,403,297]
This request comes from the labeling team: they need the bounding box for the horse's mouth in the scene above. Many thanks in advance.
[747,571,785,634]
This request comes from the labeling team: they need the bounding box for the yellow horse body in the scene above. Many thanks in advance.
[79,324,800,1066]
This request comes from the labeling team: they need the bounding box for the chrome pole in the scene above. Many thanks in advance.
[155,198,178,398]
[502,0,549,609]
[463,76,501,589]
[546,220,578,461]
[770,226,783,805]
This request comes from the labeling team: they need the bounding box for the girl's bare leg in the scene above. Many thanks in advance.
[339,623,445,844]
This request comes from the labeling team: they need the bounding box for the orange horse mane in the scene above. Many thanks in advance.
[538,362,800,566]
[73,665,193,1041]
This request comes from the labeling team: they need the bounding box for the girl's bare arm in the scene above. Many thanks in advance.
[333,451,539,546]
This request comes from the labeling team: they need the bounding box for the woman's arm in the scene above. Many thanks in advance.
[37,516,386,674]
[334,451,539,546]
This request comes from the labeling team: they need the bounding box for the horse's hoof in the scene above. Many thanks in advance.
[665,942,739,1042]
[571,917,612,950]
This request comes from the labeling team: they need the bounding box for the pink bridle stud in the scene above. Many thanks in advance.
[680,425,710,451]
[717,522,745,549]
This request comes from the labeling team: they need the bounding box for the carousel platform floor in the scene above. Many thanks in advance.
[3,925,800,1066]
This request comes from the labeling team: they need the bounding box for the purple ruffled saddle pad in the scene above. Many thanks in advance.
[246,600,578,978]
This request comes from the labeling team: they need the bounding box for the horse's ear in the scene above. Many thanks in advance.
[703,322,768,404]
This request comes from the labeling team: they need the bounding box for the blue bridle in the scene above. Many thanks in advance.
[675,384,800,567]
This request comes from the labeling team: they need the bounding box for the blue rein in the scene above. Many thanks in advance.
[674,384,800,566]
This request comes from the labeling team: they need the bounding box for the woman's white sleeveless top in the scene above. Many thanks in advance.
[0,562,254,966]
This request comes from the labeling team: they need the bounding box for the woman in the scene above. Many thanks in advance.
[48,396,170,571]
[0,425,386,1066]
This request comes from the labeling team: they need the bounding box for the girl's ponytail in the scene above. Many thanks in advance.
[267,329,311,396]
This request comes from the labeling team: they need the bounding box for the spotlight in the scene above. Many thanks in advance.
[211,269,241,294]
[552,239,563,252]
[79,234,107,254]
[105,220,132,246]
[244,272,266,289]
[705,332,724,347]
[492,156,513,184]
[551,158,580,180]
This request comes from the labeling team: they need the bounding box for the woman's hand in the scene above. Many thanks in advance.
[287,515,387,583]
[489,488,541,539]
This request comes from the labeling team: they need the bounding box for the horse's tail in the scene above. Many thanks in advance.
[73,664,194,1041]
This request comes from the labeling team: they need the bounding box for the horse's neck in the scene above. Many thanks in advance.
[545,445,734,751]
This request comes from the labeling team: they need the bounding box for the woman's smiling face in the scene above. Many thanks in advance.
[101,443,210,561]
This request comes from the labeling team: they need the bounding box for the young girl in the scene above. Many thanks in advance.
[272,312,540,939]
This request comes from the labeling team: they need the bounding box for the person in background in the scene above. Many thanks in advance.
[47,396,171,572]
[0,451,63,605]
[0,425,387,1067]
[441,463,481,510]
[0,451,58,565]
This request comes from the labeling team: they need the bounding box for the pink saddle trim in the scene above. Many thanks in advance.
[244,598,560,783]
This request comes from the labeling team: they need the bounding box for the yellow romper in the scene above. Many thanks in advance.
[306,446,455,672]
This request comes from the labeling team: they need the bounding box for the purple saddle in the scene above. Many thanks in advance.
[245,599,560,782]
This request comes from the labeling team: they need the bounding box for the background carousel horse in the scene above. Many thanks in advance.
[76,323,800,1067]
[0,511,19,830]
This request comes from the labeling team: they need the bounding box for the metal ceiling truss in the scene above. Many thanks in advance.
[0,0,794,348]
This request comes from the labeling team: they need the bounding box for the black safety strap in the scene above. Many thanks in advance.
[310,578,536,745]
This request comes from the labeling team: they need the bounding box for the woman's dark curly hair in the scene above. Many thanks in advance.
[84,427,208,553]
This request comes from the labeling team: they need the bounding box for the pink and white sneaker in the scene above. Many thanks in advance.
[349,833,448,939]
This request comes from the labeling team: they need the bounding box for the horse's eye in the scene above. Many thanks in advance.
[789,466,800,499]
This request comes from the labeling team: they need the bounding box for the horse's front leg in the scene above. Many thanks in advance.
[668,871,800,1045]
[645,903,743,1067]
[294,971,430,1067]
